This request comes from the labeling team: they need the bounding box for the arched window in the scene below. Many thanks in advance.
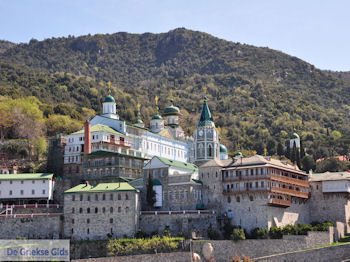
[87,208,90,213]
[95,207,98,213]
[208,144,213,157]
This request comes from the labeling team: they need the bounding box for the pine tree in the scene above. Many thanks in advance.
[146,173,156,208]
[300,139,305,159]
[285,142,291,160]
[291,141,297,163]
[277,142,284,156]
[296,147,301,168]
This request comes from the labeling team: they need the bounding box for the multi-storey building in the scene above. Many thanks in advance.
[63,182,140,240]
[200,155,310,230]
[0,173,55,204]
[142,156,202,211]
[309,171,350,232]
[63,91,193,177]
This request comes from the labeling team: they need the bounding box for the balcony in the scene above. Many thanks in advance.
[223,188,268,195]
[271,186,308,199]
[270,174,309,188]
[268,198,291,208]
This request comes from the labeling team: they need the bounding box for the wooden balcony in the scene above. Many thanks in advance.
[270,174,309,188]
[223,189,268,195]
[268,198,291,208]
[222,176,269,183]
[271,186,309,199]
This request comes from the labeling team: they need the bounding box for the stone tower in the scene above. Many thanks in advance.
[194,96,220,166]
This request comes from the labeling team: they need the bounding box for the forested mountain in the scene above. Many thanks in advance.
[0,28,349,159]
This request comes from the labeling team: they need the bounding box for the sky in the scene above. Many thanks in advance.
[0,0,349,71]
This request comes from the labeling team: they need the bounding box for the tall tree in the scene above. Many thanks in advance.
[146,172,156,208]
[300,139,306,159]
[277,142,284,156]
[291,141,297,164]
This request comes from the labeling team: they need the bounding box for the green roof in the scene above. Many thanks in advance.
[198,96,215,127]
[152,179,162,186]
[64,182,137,194]
[72,124,123,136]
[156,156,198,172]
[0,173,54,181]
[152,114,163,120]
[87,150,147,160]
[164,104,180,116]
[220,144,228,153]
[291,133,300,139]
[104,95,115,103]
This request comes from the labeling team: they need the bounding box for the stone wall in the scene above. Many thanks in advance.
[64,191,140,240]
[0,216,62,239]
[309,182,350,232]
[192,230,332,262]
[222,193,310,231]
[255,243,350,262]
[139,211,217,237]
[72,252,191,262]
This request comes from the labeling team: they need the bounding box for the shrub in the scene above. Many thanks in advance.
[223,221,234,240]
[207,224,220,240]
[268,226,283,239]
[107,236,182,256]
[230,228,246,241]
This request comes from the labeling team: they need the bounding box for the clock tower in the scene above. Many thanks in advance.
[193,96,220,165]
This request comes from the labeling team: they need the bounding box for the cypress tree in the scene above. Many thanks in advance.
[277,142,284,156]
[300,139,306,159]
[146,173,156,208]
[285,142,291,160]
[291,141,297,163]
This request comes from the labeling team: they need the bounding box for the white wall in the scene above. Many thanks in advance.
[322,180,350,193]
[0,179,54,200]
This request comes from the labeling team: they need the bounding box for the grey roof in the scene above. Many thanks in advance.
[309,171,350,182]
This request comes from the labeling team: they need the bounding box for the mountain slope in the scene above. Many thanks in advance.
[0,28,349,157]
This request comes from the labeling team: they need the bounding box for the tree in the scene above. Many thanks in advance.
[230,228,246,241]
[291,142,297,163]
[316,158,349,173]
[33,136,48,161]
[300,139,306,159]
[277,142,284,156]
[0,101,14,141]
[301,155,315,173]
[285,143,291,160]
[146,173,156,208]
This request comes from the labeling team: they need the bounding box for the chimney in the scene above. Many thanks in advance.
[84,120,91,155]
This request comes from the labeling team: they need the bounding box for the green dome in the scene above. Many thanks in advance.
[235,152,243,157]
[164,104,180,116]
[152,114,163,120]
[104,95,115,103]
[135,119,143,124]
[220,144,228,153]
[290,133,300,139]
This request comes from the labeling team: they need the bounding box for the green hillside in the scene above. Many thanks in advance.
[0,28,349,159]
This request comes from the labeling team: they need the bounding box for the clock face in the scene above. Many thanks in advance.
[199,130,203,137]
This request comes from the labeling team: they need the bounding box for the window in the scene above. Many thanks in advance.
[95,207,98,213]
[110,218,113,223]
[20,190,24,195]
[42,189,45,194]
[118,194,121,200]
[95,194,98,201]
[43,180,45,184]
[87,196,90,201]
[87,228,90,234]
[32,190,35,195]
[249,196,254,201]
[236,196,240,202]
[110,194,113,200]
[125,194,129,200]
[80,195,83,201]
[87,219,90,224]
[102,194,106,200]
[102,207,106,213]
[126,207,129,213]
[79,208,83,213]
[118,207,121,213]
[72,195,75,201]
[21,181,24,184]
[71,228,74,234]
[110,207,113,213]
[72,208,75,214]
[72,219,74,224]
[10,181,12,184]
[87,208,90,213]
[227,196,231,203]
